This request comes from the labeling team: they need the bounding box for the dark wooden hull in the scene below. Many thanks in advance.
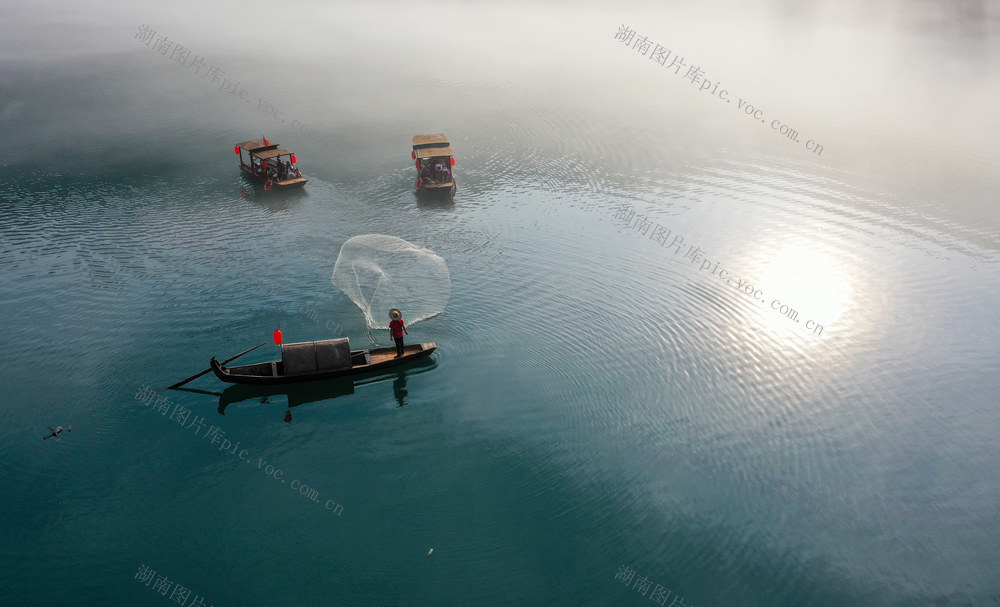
[416,179,456,196]
[240,165,308,188]
[211,343,436,385]
[418,180,454,189]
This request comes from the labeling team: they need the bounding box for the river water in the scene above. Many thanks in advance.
[2,1,998,606]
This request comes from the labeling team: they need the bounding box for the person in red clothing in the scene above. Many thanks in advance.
[388,309,408,358]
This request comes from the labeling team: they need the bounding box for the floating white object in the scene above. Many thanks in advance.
[426,548,434,558]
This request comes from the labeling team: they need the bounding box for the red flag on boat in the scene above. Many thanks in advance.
[263,136,270,146]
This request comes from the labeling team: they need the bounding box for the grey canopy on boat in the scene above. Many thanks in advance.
[281,338,352,375]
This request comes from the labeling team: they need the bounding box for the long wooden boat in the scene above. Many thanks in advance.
[234,138,308,190]
[412,134,457,194]
[210,337,436,385]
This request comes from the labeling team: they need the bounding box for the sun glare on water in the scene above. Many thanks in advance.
[754,246,855,337]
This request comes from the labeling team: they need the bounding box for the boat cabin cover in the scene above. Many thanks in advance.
[412,134,450,148]
[253,148,295,161]
[236,139,279,153]
[281,338,352,376]
[412,134,453,158]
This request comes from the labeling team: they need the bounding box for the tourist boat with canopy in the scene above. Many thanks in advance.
[210,337,437,385]
[411,134,456,194]
[234,137,307,190]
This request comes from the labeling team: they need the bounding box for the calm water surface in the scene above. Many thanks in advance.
[2,1,998,606]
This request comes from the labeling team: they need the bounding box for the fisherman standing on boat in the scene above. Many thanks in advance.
[389,309,408,358]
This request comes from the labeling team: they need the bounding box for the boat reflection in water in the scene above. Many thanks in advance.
[392,369,409,407]
[217,377,355,419]
[178,356,438,422]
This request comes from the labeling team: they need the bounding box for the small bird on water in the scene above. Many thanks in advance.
[426,548,434,558]
[43,426,71,440]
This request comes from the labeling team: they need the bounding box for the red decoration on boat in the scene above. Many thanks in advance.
[450,157,455,166]
[234,136,308,189]
[273,329,283,345]
[415,160,420,169]
[411,151,416,160]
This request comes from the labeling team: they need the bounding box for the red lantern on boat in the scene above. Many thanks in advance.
[262,161,267,170]
[450,157,455,166]
[273,329,283,345]
[415,160,420,169]
[411,151,416,160]
[291,154,296,164]
[234,145,240,154]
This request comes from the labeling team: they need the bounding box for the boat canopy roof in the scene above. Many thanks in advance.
[412,133,450,148]
[281,338,352,375]
[236,139,278,152]
[415,146,454,159]
[253,148,295,160]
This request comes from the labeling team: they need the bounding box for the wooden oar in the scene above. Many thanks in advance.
[167,343,266,390]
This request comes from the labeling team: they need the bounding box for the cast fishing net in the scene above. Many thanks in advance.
[331,234,451,329]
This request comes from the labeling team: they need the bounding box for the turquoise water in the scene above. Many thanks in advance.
[2,2,999,606]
